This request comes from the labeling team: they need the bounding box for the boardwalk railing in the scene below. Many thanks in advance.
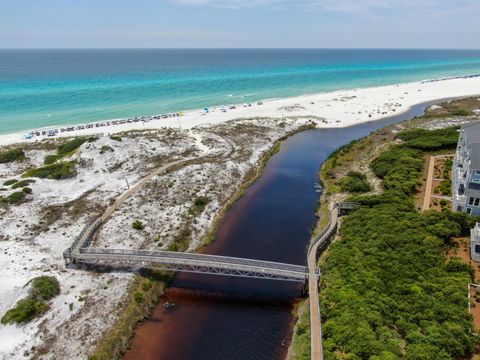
[63,218,103,259]
[306,201,360,360]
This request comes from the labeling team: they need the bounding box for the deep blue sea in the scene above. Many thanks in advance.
[1,49,480,134]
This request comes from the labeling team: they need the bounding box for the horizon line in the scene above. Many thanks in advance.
[1,47,480,51]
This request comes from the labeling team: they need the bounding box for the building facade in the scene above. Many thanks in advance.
[471,223,480,262]
[452,122,480,216]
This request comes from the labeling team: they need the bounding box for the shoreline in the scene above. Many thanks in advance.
[1,74,480,147]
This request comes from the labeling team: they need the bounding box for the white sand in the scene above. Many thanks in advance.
[1,75,480,147]
[0,117,315,359]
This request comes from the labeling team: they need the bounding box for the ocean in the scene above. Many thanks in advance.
[1,48,480,134]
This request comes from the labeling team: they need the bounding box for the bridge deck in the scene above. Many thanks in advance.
[68,248,312,282]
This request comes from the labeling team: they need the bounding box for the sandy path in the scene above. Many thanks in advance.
[422,156,435,211]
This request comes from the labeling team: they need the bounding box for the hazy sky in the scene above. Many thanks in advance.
[0,0,479,49]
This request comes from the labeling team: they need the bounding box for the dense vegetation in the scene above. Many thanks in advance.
[435,158,453,197]
[24,161,76,179]
[0,148,25,163]
[340,171,371,193]
[1,276,60,324]
[396,127,459,151]
[320,127,476,359]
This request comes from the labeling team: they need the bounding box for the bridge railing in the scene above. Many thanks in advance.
[63,217,102,260]
[78,248,308,273]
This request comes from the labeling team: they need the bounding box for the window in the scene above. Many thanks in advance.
[469,197,475,205]
[476,170,480,175]
[476,244,480,254]
[476,198,480,207]
[467,208,473,214]
[457,206,463,211]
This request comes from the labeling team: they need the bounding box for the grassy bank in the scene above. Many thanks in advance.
[88,271,172,360]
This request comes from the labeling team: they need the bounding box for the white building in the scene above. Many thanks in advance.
[471,223,480,262]
[452,122,480,215]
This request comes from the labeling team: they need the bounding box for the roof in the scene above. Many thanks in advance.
[471,143,480,170]
[462,122,480,146]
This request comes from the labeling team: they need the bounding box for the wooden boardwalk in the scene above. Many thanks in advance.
[307,204,340,360]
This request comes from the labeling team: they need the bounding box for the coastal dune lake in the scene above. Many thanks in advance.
[123,104,435,360]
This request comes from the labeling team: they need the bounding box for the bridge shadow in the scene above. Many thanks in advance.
[67,262,304,299]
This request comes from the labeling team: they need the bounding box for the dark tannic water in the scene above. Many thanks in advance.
[122,102,439,360]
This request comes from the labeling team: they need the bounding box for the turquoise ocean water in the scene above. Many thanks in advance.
[1,49,480,134]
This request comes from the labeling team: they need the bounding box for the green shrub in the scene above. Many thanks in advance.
[437,178,452,196]
[189,196,210,216]
[1,298,47,324]
[1,276,60,325]
[453,110,471,117]
[109,136,122,142]
[0,148,25,163]
[42,138,86,165]
[100,145,114,154]
[11,179,35,189]
[167,239,189,252]
[3,179,17,186]
[132,220,144,230]
[134,291,144,304]
[3,191,26,204]
[57,138,86,156]
[44,154,60,165]
[167,228,191,252]
[340,171,371,193]
[22,187,32,194]
[24,161,76,180]
[30,276,60,301]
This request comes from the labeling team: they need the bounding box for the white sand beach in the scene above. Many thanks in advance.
[1,75,480,147]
